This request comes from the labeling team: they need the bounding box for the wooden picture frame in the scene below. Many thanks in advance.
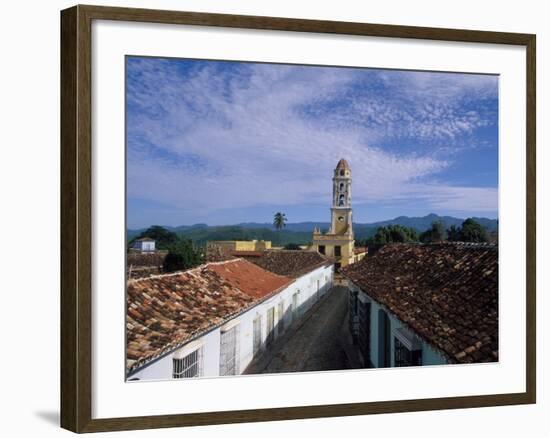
[60,4,536,433]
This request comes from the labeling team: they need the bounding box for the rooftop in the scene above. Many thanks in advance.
[126,259,292,373]
[341,243,498,364]
[238,250,331,278]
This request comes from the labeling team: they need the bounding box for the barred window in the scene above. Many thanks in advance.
[394,337,422,367]
[253,315,262,355]
[292,292,299,321]
[172,347,202,379]
[266,307,275,346]
[220,323,240,376]
[358,299,371,364]
[278,301,285,334]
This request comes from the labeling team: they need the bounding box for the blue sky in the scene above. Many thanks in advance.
[126,56,498,229]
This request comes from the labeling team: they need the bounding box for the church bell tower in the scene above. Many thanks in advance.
[311,158,357,270]
[330,159,353,236]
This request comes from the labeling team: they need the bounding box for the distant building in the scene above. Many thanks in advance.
[126,252,333,380]
[312,159,366,270]
[342,243,498,367]
[131,237,156,252]
[207,240,272,252]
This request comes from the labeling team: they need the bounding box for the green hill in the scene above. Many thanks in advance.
[127,213,498,247]
[177,225,312,247]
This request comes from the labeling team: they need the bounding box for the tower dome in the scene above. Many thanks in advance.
[336,158,350,170]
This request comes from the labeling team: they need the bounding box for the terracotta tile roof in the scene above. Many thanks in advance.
[208,259,290,299]
[341,243,498,364]
[243,250,331,278]
[126,259,292,373]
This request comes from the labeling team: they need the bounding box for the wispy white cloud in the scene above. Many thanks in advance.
[126,58,498,223]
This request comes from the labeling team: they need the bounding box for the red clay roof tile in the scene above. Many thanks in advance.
[126,259,292,373]
[342,243,498,364]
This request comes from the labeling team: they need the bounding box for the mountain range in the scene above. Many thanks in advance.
[128,213,498,245]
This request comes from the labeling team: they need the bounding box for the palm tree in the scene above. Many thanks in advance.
[273,212,287,231]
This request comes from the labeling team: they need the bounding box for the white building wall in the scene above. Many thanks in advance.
[132,240,155,252]
[143,241,155,251]
[129,264,334,381]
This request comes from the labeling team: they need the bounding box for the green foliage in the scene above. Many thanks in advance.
[175,225,311,247]
[447,224,462,242]
[420,221,447,243]
[163,239,203,273]
[131,225,178,250]
[366,224,419,245]
[446,218,488,243]
[273,212,287,231]
[283,243,302,250]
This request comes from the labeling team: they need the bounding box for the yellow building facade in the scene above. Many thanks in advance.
[312,159,358,271]
[207,240,272,252]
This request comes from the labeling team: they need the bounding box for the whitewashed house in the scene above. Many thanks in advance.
[126,252,333,381]
[342,243,498,368]
[131,237,156,252]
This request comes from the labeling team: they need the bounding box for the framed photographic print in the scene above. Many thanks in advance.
[60,4,536,433]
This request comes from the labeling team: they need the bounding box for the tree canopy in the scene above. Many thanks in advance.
[283,243,302,250]
[447,218,489,243]
[367,224,419,245]
[273,212,287,231]
[131,225,178,249]
[163,238,203,273]
[420,220,447,243]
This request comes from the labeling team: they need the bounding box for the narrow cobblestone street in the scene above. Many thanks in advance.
[245,286,351,374]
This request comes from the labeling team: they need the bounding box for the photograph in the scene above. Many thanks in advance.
[1,0,542,435]
[125,57,499,381]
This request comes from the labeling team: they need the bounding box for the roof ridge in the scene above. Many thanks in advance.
[127,258,243,284]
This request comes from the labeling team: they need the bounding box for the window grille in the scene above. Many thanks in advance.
[394,337,423,367]
[266,307,275,346]
[253,315,262,355]
[358,300,371,364]
[219,325,239,376]
[172,347,202,379]
[278,301,285,334]
[292,292,299,321]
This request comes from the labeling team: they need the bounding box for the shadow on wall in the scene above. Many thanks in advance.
[243,281,334,372]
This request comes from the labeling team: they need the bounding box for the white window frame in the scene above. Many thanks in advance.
[172,341,204,379]
[219,320,240,376]
[252,314,263,355]
[292,291,300,321]
[278,300,285,334]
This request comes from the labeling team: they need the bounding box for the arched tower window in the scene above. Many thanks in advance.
[339,194,345,206]
[339,182,344,191]
[340,170,345,176]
